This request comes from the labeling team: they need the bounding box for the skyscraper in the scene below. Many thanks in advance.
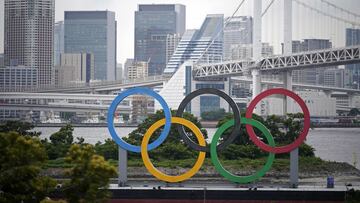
[164,14,224,74]
[64,11,116,81]
[345,28,360,89]
[135,4,186,76]
[4,0,55,86]
[223,16,252,60]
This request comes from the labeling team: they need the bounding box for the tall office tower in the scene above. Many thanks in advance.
[55,53,94,85]
[135,4,186,76]
[164,14,224,74]
[54,21,64,66]
[345,28,360,89]
[65,11,116,81]
[4,0,55,86]
[223,16,252,60]
[289,39,333,86]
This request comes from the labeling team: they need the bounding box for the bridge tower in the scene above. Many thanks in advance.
[252,0,299,187]
[283,0,299,188]
[252,0,262,114]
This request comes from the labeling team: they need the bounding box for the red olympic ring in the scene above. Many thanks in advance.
[245,88,311,154]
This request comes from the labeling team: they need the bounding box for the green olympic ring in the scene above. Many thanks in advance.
[210,118,275,183]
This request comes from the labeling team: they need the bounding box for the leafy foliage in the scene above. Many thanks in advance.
[217,112,315,159]
[63,144,117,203]
[0,120,41,137]
[50,125,74,145]
[95,139,118,160]
[124,109,207,160]
[0,131,56,202]
[216,112,266,146]
[42,124,84,160]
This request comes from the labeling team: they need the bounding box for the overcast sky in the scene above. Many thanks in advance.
[0,0,360,64]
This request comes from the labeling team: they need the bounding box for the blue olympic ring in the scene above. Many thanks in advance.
[107,87,172,153]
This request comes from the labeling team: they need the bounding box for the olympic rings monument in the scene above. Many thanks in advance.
[107,86,311,187]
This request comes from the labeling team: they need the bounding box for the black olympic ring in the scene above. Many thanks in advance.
[176,88,241,152]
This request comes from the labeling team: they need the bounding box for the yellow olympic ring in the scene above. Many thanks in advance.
[141,117,206,183]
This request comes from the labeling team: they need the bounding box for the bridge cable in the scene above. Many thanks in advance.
[262,0,275,17]
[194,0,276,65]
[293,0,360,27]
[194,0,247,65]
[319,0,360,19]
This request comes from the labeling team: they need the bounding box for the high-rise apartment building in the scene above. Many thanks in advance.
[345,28,360,89]
[123,59,134,80]
[164,14,224,74]
[123,59,150,123]
[64,11,116,81]
[4,0,55,86]
[135,4,186,76]
[223,16,252,60]
[54,21,64,66]
[127,61,148,80]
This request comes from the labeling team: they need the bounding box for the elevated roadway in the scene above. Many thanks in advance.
[193,46,360,79]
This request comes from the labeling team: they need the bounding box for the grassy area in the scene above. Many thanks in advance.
[45,156,358,175]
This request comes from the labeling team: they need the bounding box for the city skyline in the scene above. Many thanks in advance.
[134,4,185,76]
[0,0,360,64]
[0,2,360,195]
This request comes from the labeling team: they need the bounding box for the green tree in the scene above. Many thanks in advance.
[216,112,266,146]
[0,132,56,202]
[0,120,41,137]
[50,124,74,145]
[217,112,315,159]
[42,124,84,160]
[124,109,207,160]
[63,144,117,203]
[95,139,118,160]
